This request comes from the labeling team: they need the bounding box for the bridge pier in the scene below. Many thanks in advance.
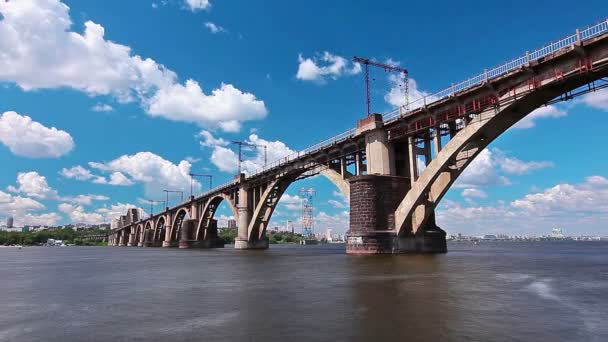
[235,182,269,250]
[142,229,154,247]
[345,174,446,254]
[346,114,446,255]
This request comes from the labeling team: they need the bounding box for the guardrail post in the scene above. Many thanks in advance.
[576,29,581,44]
[484,69,488,82]
[526,51,530,63]
[451,83,455,96]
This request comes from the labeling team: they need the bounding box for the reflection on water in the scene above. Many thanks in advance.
[0,242,606,341]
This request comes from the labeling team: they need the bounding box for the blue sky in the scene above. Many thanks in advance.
[0,0,607,236]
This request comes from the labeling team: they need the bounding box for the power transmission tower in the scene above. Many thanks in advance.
[299,188,316,239]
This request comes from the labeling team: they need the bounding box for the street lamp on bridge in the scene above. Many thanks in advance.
[163,189,184,207]
[230,141,268,175]
[189,173,213,197]
[144,199,166,218]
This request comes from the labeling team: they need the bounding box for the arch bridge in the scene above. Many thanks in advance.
[109,20,608,254]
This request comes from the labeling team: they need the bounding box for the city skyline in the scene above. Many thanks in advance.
[0,0,607,236]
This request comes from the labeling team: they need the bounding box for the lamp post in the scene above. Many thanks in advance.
[189,173,213,197]
[231,141,268,175]
[163,189,184,207]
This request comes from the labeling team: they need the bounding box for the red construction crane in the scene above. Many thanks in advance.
[353,56,409,116]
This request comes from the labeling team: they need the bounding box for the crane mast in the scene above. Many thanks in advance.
[353,56,409,116]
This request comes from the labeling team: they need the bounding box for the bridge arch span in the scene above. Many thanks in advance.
[170,208,190,243]
[395,70,606,236]
[196,194,237,240]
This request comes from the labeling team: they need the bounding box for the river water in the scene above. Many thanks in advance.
[0,241,606,341]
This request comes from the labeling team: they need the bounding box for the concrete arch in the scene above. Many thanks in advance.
[170,208,189,242]
[154,216,166,244]
[196,194,238,240]
[395,72,605,236]
[246,166,351,241]
[135,224,143,244]
[319,168,350,199]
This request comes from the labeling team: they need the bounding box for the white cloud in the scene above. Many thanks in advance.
[204,22,226,34]
[0,190,45,214]
[456,149,552,188]
[61,165,133,186]
[61,165,94,181]
[439,176,608,236]
[91,103,113,112]
[59,201,142,224]
[184,0,210,11]
[16,212,63,227]
[279,194,302,211]
[513,105,567,129]
[296,52,361,83]
[62,194,109,206]
[315,211,349,234]
[0,0,264,132]
[328,199,347,209]
[107,172,134,186]
[7,172,58,199]
[0,190,61,226]
[201,132,295,174]
[198,130,228,147]
[580,88,608,111]
[89,152,200,197]
[461,188,487,198]
[146,81,267,132]
[385,76,437,109]
[0,111,74,158]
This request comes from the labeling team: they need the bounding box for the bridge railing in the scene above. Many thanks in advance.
[383,19,608,123]
[194,19,608,199]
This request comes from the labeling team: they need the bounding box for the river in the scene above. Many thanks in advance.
[0,241,606,341]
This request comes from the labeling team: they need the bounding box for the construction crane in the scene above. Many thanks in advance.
[231,141,268,175]
[353,56,409,116]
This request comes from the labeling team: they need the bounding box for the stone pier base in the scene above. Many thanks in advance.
[179,239,225,249]
[234,238,269,250]
[346,229,447,255]
[346,174,447,255]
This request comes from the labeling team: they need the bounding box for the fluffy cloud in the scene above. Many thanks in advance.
[7,172,58,199]
[513,105,567,129]
[279,194,302,211]
[461,188,487,198]
[0,190,61,226]
[61,165,133,186]
[296,52,361,83]
[89,152,200,197]
[204,22,226,34]
[201,131,295,174]
[58,201,140,224]
[16,212,63,227]
[62,194,109,206]
[580,88,608,111]
[91,103,113,112]
[146,81,267,131]
[0,0,265,132]
[456,149,552,188]
[0,111,74,158]
[316,211,350,234]
[439,176,608,236]
[385,76,437,109]
[185,0,210,11]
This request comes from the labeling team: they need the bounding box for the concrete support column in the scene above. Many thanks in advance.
[408,136,418,186]
[433,127,442,155]
[340,157,347,178]
[127,233,136,247]
[423,138,432,166]
[355,152,363,176]
[162,212,172,248]
[190,198,198,221]
[235,185,251,249]
[142,229,154,247]
[357,114,394,176]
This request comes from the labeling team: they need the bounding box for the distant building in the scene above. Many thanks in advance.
[7,216,14,228]
[227,219,237,229]
[551,227,565,239]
